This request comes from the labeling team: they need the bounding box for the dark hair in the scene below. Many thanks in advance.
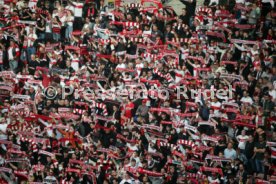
[55,16,61,23]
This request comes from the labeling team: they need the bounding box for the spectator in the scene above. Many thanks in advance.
[224,143,237,160]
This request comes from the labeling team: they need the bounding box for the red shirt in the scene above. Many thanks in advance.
[124,102,134,118]
[42,74,51,88]
[0,178,8,184]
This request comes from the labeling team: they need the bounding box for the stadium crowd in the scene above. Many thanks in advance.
[0,0,275,183]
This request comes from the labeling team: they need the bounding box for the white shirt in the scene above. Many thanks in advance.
[148,144,157,153]
[28,0,38,11]
[60,14,66,27]
[208,177,221,184]
[135,63,144,76]
[235,0,245,4]
[236,135,249,150]
[16,1,25,10]
[0,123,8,140]
[66,16,74,27]
[180,48,189,60]
[119,179,133,184]
[65,5,75,13]
[44,176,58,184]
[191,63,200,77]
[71,58,79,71]
[116,63,126,70]
[72,2,83,17]
[209,0,219,5]
[82,23,90,31]
[174,69,185,83]
[211,101,221,115]
[8,46,19,60]
[132,156,142,167]
[27,32,37,47]
[142,30,152,37]
[240,96,253,105]
[126,143,138,151]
